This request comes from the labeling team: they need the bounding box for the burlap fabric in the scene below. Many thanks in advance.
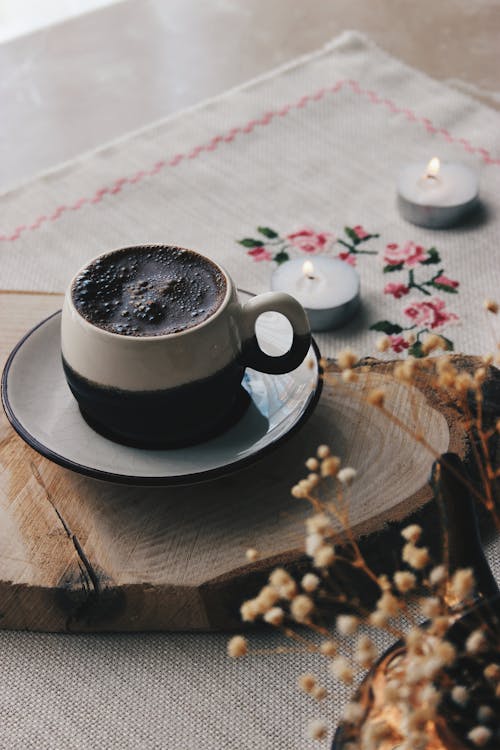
[1,32,499,749]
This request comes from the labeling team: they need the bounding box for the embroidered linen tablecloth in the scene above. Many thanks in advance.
[0,31,499,750]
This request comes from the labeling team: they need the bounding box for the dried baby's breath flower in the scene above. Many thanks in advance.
[474,366,487,384]
[401,524,422,543]
[330,656,354,683]
[377,574,392,591]
[367,388,385,407]
[483,662,500,682]
[402,542,430,569]
[450,568,475,600]
[301,573,320,592]
[466,629,488,654]
[468,725,492,746]
[420,596,441,618]
[394,570,417,593]
[256,586,280,611]
[306,513,332,535]
[451,685,469,706]
[305,457,319,471]
[342,368,358,383]
[313,545,336,568]
[317,444,330,459]
[227,635,248,658]
[308,719,328,741]
[306,533,323,557]
[420,684,440,708]
[421,333,445,354]
[482,353,494,366]
[376,591,401,618]
[307,472,320,489]
[298,673,316,693]
[264,606,284,626]
[354,635,377,669]
[337,349,358,370]
[477,705,494,723]
[311,685,327,701]
[343,701,365,724]
[406,627,424,650]
[436,640,457,666]
[428,615,451,637]
[455,372,473,393]
[240,599,259,622]
[484,298,498,314]
[291,484,307,499]
[320,456,341,478]
[369,610,389,627]
[337,467,357,485]
[336,614,359,636]
[290,595,314,623]
[429,564,447,586]
[319,640,337,657]
[269,568,293,588]
[245,548,259,562]
[375,335,390,352]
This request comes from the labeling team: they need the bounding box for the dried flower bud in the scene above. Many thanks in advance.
[450,568,475,600]
[337,349,358,370]
[468,725,492,746]
[420,596,441,618]
[269,568,292,588]
[429,565,447,586]
[317,444,330,459]
[377,574,392,591]
[402,542,430,570]
[474,366,487,384]
[342,368,358,383]
[227,635,248,658]
[343,702,365,724]
[291,594,314,623]
[245,548,259,562]
[401,524,422,543]
[264,606,284,626]
[306,513,332,535]
[330,656,354,683]
[321,456,341,478]
[466,629,488,654]
[313,545,336,568]
[421,333,445,354]
[311,685,327,701]
[394,570,417,593]
[240,599,259,622]
[477,705,494,723]
[308,719,328,741]
[369,610,389,627]
[376,591,400,617]
[302,573,320,592]
[319,640,337,657]
[306,533,323,558]
[298,673,316,693]
[256,586,280,611]
[376,335,390,352]
[367,388,385,407]
[291,484,307,499]
[354,635,377,669]
[337,467,357,485]
[429,616,451,637]
[307,472,320,488]
[451,685,468,707]
[306,457,320,471]
[483,663,500,682]
[336,614,359,636]
[483,298,498,314]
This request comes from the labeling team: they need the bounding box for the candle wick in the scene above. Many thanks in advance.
[306,274,316,280]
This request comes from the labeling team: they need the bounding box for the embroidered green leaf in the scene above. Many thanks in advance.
[238,238,264,248]
[420,247,441,265]
[383,262,404,273]
[431,282,458,294]
[344,227,360,244]
[369,321,403,335]
[408,341,424,358]
[257,227,279,239]
[274,251,290,265]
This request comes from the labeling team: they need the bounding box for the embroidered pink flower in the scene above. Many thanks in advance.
[352,225,369,239]
[248,247,272,262]
[389,335,410,354]
[383,242,428,268]
[338,252,357,266]
[384,282,410,299]
[434,274,459,289]
[403,297,459,330]
[287,228,332,254]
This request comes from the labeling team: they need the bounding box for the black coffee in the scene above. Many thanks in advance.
[72,246,226,336]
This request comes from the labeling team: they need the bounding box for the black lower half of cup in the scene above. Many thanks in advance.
[62,357,249,448]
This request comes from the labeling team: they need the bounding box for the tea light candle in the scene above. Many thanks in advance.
[271,257,360,331]
[397,157,479,228]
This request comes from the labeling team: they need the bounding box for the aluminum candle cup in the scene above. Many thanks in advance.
[397,157,479,229]
[271,257,360,332]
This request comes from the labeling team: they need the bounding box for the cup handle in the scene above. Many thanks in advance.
[240,292,311,374]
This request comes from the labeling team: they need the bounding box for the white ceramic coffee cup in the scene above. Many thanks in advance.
[61,245,311,447]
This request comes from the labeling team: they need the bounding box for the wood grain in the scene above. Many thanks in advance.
[0,292,487,632]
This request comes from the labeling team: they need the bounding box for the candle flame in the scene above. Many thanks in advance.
[426,157,440,179]
[302,260,315,279]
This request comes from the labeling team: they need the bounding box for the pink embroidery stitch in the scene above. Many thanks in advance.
[1,79,498,243]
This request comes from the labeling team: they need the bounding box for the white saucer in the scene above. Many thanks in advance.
[1,292,322,485]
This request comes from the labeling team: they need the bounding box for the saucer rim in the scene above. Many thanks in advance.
[1,308,323,486]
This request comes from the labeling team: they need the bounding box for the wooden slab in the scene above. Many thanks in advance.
[0,292,490,632]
